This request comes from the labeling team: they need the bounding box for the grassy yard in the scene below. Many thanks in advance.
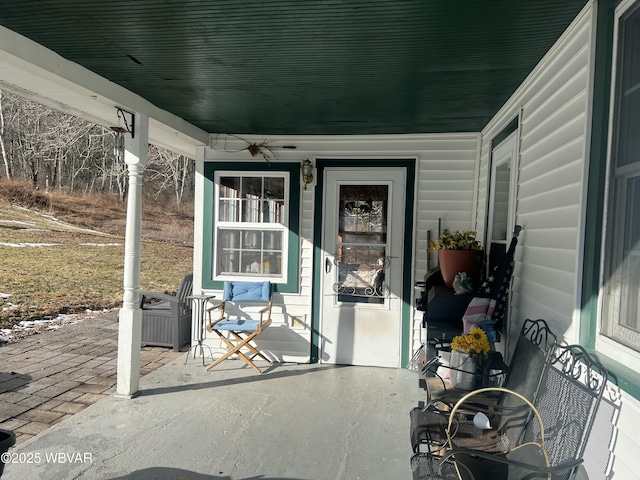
[0,180,193,328]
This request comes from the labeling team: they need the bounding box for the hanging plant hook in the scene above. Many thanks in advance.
[110,107,135,138]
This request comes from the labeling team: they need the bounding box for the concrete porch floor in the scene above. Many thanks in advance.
[2,340,424,479]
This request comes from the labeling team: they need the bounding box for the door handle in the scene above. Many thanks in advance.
[325,257,332,273]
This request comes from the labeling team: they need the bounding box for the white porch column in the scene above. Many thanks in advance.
[116,112,149,398]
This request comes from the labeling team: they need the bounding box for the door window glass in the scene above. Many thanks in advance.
[489,162,511,270]
[334,185,389,304]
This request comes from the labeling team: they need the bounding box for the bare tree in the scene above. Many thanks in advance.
[0,89,195,209]
[14,98,50,188]
[0,90,12,179]
[146,145,194,207]
[112,133,128,204]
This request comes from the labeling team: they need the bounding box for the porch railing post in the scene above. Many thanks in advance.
[116,112,149,398]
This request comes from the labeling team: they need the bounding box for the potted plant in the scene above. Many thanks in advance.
[428,230,484,288]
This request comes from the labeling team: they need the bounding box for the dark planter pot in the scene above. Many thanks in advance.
[0,429,16,477]
[438,249,483,289]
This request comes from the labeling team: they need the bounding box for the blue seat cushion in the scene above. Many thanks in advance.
[224,282,271,301]
[214,319,259,332]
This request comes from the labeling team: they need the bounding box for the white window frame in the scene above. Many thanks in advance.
[596,0,640,368]
[213,170,290,283]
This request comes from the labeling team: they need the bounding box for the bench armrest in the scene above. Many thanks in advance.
[140,291,180,305]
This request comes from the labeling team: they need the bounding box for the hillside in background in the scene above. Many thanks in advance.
[0,180,194,328]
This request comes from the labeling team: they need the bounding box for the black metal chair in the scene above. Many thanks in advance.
[411,343,612,480]
[140,273,193,351]
[410,319,557,455]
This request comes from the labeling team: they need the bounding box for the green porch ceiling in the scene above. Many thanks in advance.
[0,0,588,135]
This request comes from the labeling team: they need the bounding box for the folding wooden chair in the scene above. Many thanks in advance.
[205,281,272,374]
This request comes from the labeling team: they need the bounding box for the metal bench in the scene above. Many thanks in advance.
[410,343,613,480]
[410,319,557,455]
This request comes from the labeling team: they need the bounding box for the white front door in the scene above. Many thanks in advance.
[320,167,406,367]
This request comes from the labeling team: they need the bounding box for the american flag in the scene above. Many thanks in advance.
[462,226,521,333]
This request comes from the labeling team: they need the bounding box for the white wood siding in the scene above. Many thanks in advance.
[193,144,316,363]
[196,134,479,364]
[412,135,480,354]
[477,3,640,477]
[477,5,592,343]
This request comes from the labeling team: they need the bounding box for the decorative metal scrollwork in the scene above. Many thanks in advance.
[550,344,609,396]
[331,256,392,299]
[522,318,557,349]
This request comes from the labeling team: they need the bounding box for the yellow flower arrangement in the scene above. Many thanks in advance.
[451,327,491,355]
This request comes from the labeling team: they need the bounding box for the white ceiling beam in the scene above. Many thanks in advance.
[0,24,208,158]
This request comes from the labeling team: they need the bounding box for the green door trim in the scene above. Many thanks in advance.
[310,159,416,367]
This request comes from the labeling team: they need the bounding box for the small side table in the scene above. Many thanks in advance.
[186,294,216,365]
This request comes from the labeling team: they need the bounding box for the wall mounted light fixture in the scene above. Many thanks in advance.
[301,159,314,190]
[110,107,135,138]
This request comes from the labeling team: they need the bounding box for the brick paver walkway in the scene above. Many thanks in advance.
[0,312,183,445]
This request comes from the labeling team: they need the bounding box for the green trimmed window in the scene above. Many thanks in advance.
[214,172,289,282]
[202,162,300,293]
[599,0,640,363]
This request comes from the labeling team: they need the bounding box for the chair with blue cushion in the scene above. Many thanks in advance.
[205,281,273,374]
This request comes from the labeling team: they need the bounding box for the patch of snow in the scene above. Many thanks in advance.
[2,302,17,312]
[37,211,104,234]
[0,242,62,247]
[80,243,122,247]
[0,308,116,344]
[0,293,11,299]
[10,204,106,235]
[0,219,37,226]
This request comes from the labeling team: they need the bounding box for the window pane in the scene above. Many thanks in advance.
[262,198,285,223]
[615,6,640,168]
[492,163,510,242]
[339,185,388,239]
[265,177,285,200]
[602,176,640,347]
[616,88,640,168]
[218,177,241,222]
[218,199,239,222]
[242,177,263,197]
[220,176,241,191]
[336,246,387,304]
[622,6,640,89]
[217,228,283,276]
[263,177,286,223]
[218,175,286,224]
[620,176,640,333]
